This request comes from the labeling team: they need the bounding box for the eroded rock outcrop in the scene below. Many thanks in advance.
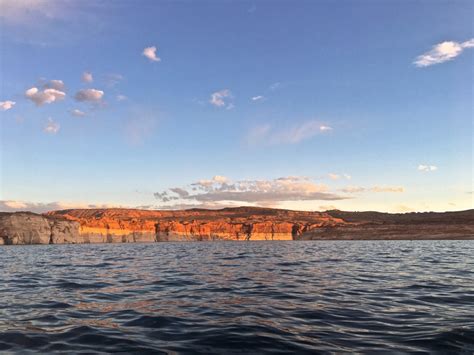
[0,212,80,245]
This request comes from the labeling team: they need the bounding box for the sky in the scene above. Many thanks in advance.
[0,0,473,213]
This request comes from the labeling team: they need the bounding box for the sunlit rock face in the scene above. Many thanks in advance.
[43,207,474,242]
[47,207,345,242]
[1,208,473,245]
[0,212,80,245]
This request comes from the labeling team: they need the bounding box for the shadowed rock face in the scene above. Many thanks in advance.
[0,212,80,245]
[0,207,473,245]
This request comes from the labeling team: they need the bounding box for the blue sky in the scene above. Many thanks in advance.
[0,0,472,213]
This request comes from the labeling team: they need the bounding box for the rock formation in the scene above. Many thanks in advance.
[46,207,346,242]
[0,212,80,245]
[0,207,473,245]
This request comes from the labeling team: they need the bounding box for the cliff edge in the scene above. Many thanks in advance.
[0,207,473,245]
[0,212,80,245]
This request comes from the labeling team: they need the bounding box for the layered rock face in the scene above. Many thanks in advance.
[0,212,80,245]
[1,207,473,245]
[46,207,346,242]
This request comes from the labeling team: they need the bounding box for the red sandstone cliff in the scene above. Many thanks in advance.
[1,207,472,245]
[47,207,474,242]
[46,207,347,242]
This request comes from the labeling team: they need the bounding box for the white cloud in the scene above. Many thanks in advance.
[0,100,16,111]
[251,95,264,101]
[116,94,127,101]
[25,87,66,106]
[155,176,348,205]
[75,88,104,102]
[82,71,93,83]
[143,46,161,62]
[71,109,86,117]
[213,175,229,184]
[414,39,474,67]
[210,89,233,109]
[418,164,438,172]
[43,117,60,134]
[319,125,332,131]
[247,120,333,145]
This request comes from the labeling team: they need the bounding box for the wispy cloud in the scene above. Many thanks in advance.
[75,88,104,102]
[414,39,474,67]
[154,175,348,206]
[319,125,332,131]
[70,109,86,117]
[328,173,351,180]
[124,109,158,146]
[116,94,127,101]
[43,117,60,134]
[143,46,161,62]
[341,185,404,193]
[0,200,122,213]
[104,73,124,87]
[0,0,69,32]
[210,89,234,109]
[340,186,366,193]
[82,71,93,83]
[0,1,118,47]
[418,164,438,172]
[371,186,404,193]
[269,82,281,91]
[251,95,265,102]
[0,101,16,111]
[247,120,332,145]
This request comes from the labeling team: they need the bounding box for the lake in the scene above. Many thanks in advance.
[1,241,473,353]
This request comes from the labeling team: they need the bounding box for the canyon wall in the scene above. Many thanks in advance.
[1,207,473,245]
[0,212,81,245]
[46,207,346,242]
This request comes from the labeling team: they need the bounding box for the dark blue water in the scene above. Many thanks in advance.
[1,241,473,353]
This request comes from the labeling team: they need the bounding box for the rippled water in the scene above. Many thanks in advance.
[1,241,473,353]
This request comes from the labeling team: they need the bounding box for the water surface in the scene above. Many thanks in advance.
[1,241,473,353]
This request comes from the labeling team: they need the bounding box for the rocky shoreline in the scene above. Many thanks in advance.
[0,207,473,245]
